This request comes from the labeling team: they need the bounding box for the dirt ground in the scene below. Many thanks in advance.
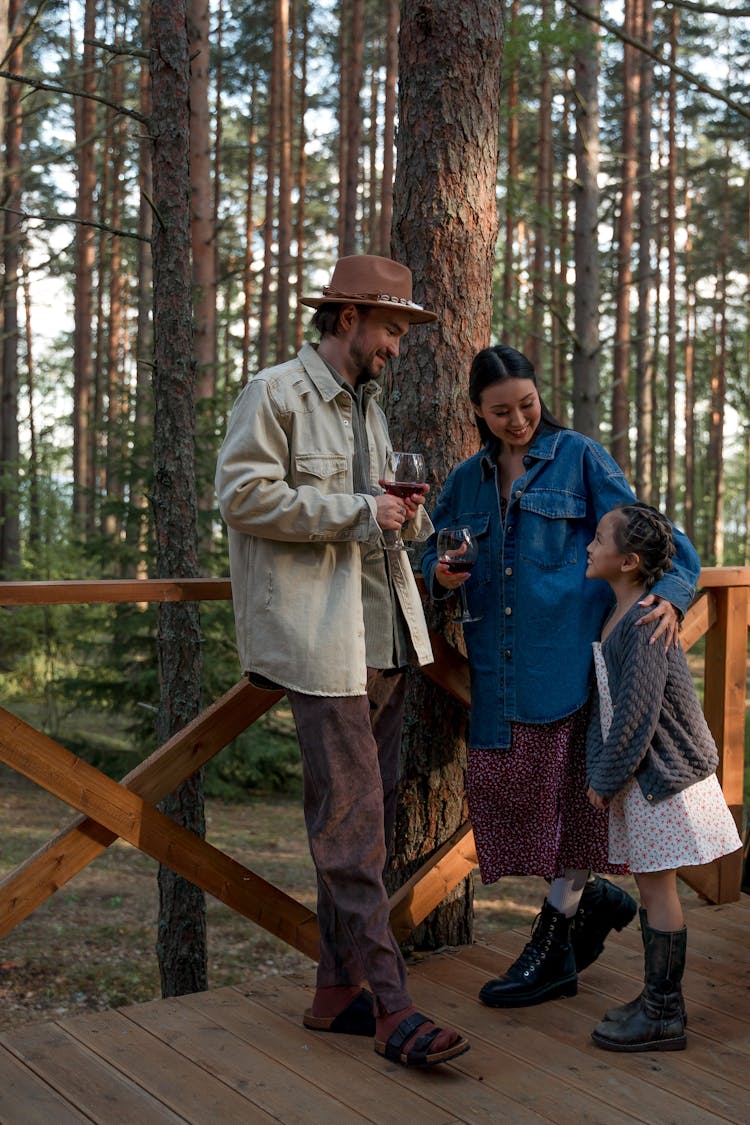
[0,764,669,1033]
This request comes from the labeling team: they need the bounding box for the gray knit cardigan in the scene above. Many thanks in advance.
[586,603,719,804]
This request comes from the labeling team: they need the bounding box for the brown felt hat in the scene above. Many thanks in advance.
[300,254,437,324]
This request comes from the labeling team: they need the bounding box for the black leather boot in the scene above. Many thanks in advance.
[571,874,637,971]
[591,924,687,1051]
[602,910,687,1027]
[479,900,578,1008]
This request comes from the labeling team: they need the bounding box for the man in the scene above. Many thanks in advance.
[215,255,469,1069]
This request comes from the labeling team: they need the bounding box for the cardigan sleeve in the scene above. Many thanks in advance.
[586,614,669,801]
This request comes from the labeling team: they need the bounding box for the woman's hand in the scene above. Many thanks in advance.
[636,595,680,650]
[587,786,609,810]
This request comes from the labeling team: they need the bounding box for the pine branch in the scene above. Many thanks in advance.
[0,205,150,242]
[0,68,148,125]
[667,0,750,15]
[566,0,750,122]
[84,36,150,61]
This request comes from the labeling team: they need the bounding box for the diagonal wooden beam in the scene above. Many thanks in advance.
[388,822,478,942]
[0,680,283,936]
[0,706,319,959]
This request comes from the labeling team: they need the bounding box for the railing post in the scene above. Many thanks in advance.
[700,584,747,902]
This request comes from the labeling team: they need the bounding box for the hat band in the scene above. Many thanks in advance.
[322,286,427,312]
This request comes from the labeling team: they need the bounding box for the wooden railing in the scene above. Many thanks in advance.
[0,569,747,962]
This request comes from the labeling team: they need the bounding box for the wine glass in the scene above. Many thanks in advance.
[436,526,482,623]
[378,451,427,552]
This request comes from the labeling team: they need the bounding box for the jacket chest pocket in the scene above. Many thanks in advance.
[518,491,586,569]
[293,452,349,491]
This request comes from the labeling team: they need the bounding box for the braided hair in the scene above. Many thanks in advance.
[611,503,676,590]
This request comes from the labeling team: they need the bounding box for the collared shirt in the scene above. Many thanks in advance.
[421,426,701,749]
[321,358,410,669]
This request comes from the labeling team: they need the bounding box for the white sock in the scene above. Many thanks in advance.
[547,869,590,918]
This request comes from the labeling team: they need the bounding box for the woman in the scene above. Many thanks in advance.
[421,345,701,1008]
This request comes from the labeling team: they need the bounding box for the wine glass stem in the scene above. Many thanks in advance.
[459,585,469,619]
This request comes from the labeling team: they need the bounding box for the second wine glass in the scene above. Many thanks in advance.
[436,525,482,623]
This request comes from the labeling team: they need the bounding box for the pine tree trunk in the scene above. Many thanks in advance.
[572,0,601,440]
[341,0,363,255]
[388,0,504,950]
[72,0,97,534]
[634,0,654,504]
[150,0,206,999]
[611,0,640,473]
[501,0,519,330]
[293,2,308,352]
[0,0,21,573]
[665,8,679,516]
[241,84,257,386]
[259,5,281,370]
[526,0,551,377]
[378,0,397,257]
[275,0,292,360]
[124,0,153,579]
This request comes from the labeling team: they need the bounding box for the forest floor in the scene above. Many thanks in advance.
[0,762,704,1035]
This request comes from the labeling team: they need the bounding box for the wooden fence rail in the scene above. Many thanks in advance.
[0,569,747,961]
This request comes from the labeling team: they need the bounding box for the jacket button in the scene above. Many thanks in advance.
[504,649,511,658]
[505,606,512,616]
[514,489,522,498]
[505,567,512,576]
[646,793,654,801]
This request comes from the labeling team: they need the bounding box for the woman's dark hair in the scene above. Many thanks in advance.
[611,502,676,590]
[468,344,565,446]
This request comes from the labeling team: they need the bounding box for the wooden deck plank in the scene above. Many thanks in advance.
[486,918,750,1024]
[457,942,750,1114]
[122,993,376,1125]
[0,1022,185,1123]
[413,951,738,1125]
[237,975,574,1124]
[180,985,471,1124]
[56,1007,278,1124]
[0,897,746,1124]
[0,1044,88,1125]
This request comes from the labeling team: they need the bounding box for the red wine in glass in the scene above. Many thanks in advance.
[436,526,482,622]
[380,451,426,551]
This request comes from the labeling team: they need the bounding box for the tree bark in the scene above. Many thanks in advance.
[275,0,292,361]
[0,0,22,573]
[634,0,654,504]
[378,0,398,257]
[150,0,206,998]
[388,0,504,950]
[611,0,640,473]
[572,0,601,439]
[72,0,97,534]
[526,0,552,377]
[341,0,363,255]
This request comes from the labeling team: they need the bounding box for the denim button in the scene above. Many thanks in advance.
[505,567,512,576]
[504,649,511,658]
[505,607,512,616]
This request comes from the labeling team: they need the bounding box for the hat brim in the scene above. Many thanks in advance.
[299,295,437,324]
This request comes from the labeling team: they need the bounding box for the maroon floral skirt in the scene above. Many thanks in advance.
[466,707,629,883]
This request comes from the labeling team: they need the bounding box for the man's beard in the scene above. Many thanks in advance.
[349,337,385,385]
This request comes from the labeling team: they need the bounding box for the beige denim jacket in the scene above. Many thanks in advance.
[215,343,434,696]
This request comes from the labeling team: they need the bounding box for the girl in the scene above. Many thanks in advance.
[421,345,701,1009]
[585,502,742,1052]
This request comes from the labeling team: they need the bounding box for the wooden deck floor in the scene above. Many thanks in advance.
[1,895,748,1124]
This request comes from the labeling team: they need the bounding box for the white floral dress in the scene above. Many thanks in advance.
[592,642,742,873]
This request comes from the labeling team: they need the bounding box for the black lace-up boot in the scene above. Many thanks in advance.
[571,874,637,971]
[479,900,577,1008]
[591,923,687,1051]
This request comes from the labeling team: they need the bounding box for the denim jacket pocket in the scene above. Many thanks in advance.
[518,490,586,569]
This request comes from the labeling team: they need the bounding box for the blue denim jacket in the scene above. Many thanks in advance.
[421,427,701,750]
